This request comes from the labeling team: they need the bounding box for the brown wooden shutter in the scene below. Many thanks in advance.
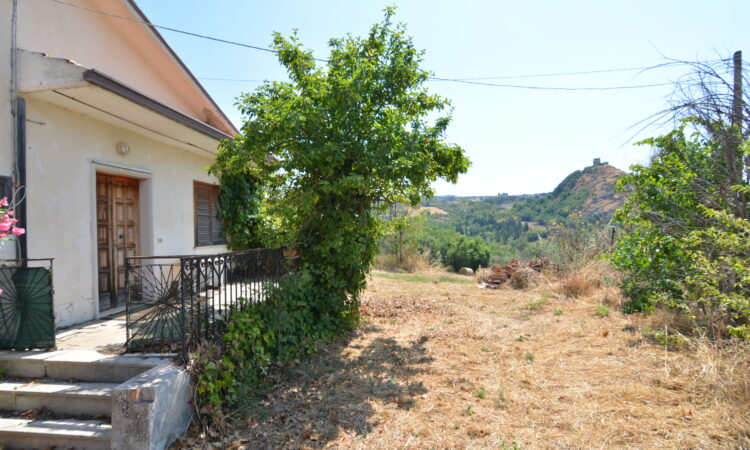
[194,181,225,246]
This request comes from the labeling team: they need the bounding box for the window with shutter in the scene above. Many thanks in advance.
[193,181,225,246]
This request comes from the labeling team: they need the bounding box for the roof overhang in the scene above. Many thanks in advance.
[123,0,239,136]
[17,50,232,156]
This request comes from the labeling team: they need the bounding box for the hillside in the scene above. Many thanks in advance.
[418,161,628,262]
[514,162,627,224]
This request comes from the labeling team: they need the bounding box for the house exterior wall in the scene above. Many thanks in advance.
[0,2,15,261]
[24,99,226,327]
[16,0,232,133]
[0,0,236,327]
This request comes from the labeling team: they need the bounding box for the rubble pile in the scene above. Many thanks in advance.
[477,258,550,289]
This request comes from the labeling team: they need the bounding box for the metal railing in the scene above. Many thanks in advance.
[125,248,291,353]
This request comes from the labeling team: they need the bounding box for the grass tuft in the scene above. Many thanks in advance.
[558,266,602,298]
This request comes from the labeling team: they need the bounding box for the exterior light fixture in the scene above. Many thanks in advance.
[116,142,130,156]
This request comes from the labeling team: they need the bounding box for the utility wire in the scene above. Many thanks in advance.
[199,62,705,83]
[48,0,335,60]
[48,0,710,92]
[199,76,673,90]
[200,77,267,83]
[443,62,688,81]
[427,77,673,90]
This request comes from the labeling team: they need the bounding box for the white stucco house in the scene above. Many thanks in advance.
[0,0,236,327]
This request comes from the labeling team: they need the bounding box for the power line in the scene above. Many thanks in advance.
[202,63,702,83]
[198,75,673,90]
[200,77,267,83]
[48,0,712,92]
[48,0,331,61]
[427,77,673,91]
[444,62,686,81]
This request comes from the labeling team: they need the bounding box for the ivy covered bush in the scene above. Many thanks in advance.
[197,9,469,414]
[192,273,326,411]
[215,170,265,250]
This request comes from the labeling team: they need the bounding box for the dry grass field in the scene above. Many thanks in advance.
[181,269,750,449]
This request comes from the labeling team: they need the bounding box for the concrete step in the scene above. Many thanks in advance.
[0,350,170,383]
[0,380,115,417]
[0,417,111,449]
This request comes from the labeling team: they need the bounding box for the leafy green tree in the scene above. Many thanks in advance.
[212,9,469,329]
[380,206,426,264]
[441,236,490,271]
[613,123,750,337]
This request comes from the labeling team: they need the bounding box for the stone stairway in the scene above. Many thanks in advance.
[0,350,170,449]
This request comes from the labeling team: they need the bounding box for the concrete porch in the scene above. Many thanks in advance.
[55,313,128,354]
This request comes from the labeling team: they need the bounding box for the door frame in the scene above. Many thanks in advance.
[89,161,152,318]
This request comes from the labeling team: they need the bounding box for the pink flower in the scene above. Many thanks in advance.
[0,197,7,207]
[0,288,3,296]
[0,233,6,238]
[0,222,10,232]
[11,227,24,236]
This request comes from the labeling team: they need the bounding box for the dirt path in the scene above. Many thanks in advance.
[184,271,749,449]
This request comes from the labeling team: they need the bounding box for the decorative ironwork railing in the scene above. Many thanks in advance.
[0,258,55,350]
[125,248,291,353]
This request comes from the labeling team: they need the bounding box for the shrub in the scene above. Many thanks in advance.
[378,208,426,266]
[216,171,265,250]
[441,236,490,271]
[613,123,750,338]
[192,271,349,415]
[199,10,470,416]
[642,327,687,349]
[559,266,601,298]
[545,213,612,271]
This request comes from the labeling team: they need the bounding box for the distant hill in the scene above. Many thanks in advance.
[419,161,628,262]
[547,162,627,219]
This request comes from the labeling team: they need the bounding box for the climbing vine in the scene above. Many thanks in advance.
[214,170,264,250]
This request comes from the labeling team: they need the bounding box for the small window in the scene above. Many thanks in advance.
[0,176,13,202]
[194,181,225,246]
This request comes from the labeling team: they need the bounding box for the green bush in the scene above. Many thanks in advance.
[612,123,750,338]
[441,236,490,270]
[193,271,352,414]
[198,9,469,416]
[216,171,265,250]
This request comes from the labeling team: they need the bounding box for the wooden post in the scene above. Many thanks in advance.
[730,51,746,219]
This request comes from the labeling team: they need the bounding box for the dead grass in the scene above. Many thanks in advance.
[373,253,435,273]
[557,264,603,298]
[176,269,750,449]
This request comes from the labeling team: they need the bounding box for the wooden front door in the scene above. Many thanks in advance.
[96,174,140,311]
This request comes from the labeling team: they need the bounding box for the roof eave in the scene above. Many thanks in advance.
[123,0,240,135]
[83,69,232,141]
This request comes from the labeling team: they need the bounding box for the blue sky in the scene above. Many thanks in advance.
[137,0,748,196]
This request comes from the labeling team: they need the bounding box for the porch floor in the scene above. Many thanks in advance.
[55,316,126,354]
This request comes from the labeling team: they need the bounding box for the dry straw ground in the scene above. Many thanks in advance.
[180,269,750,449]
